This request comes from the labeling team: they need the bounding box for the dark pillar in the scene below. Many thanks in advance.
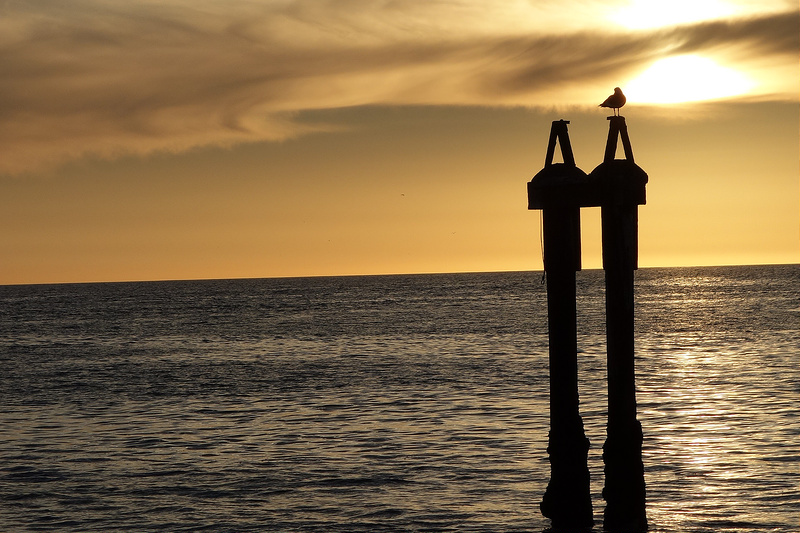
[528,120,593,531]
[593,116,648,531]
[602,202,647,532]
[540,207,593,531]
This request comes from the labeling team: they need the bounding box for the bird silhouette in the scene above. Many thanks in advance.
[600,87,626,116]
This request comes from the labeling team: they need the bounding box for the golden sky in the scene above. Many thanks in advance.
[1,0,798,284]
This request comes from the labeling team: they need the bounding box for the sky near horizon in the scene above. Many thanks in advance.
[1,0,798,284]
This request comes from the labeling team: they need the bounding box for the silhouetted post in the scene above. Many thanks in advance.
[528,120,593,531]
[590,116,648,531]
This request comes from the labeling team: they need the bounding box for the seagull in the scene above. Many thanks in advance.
[600,87,626,116]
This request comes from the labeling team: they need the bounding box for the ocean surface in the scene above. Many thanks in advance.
[0,265,798,532]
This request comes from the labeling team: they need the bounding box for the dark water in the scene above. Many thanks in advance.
[1,265,798,532]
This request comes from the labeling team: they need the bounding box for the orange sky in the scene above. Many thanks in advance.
[0,1,797,284]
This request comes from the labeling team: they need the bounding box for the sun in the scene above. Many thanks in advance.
[624,55,756,104]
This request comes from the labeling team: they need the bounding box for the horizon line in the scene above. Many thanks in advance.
[3,261,798,288]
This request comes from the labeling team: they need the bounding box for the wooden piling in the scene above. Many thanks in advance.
[528,120,594,530]
[592,116,648,531]
[528,116,649,531]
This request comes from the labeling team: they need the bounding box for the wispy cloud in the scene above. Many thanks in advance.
[1,0,796,174]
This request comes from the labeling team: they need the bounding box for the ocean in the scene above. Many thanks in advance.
[0,265,798,532]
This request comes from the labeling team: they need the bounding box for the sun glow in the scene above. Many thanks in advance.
[610,0,738,29]
[624,55,756,104]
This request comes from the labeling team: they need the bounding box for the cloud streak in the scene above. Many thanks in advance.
[1,0,796,174]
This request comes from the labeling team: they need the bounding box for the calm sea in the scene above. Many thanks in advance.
[0,265,797,532]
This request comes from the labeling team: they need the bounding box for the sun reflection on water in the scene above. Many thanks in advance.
[636,326,798,532]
